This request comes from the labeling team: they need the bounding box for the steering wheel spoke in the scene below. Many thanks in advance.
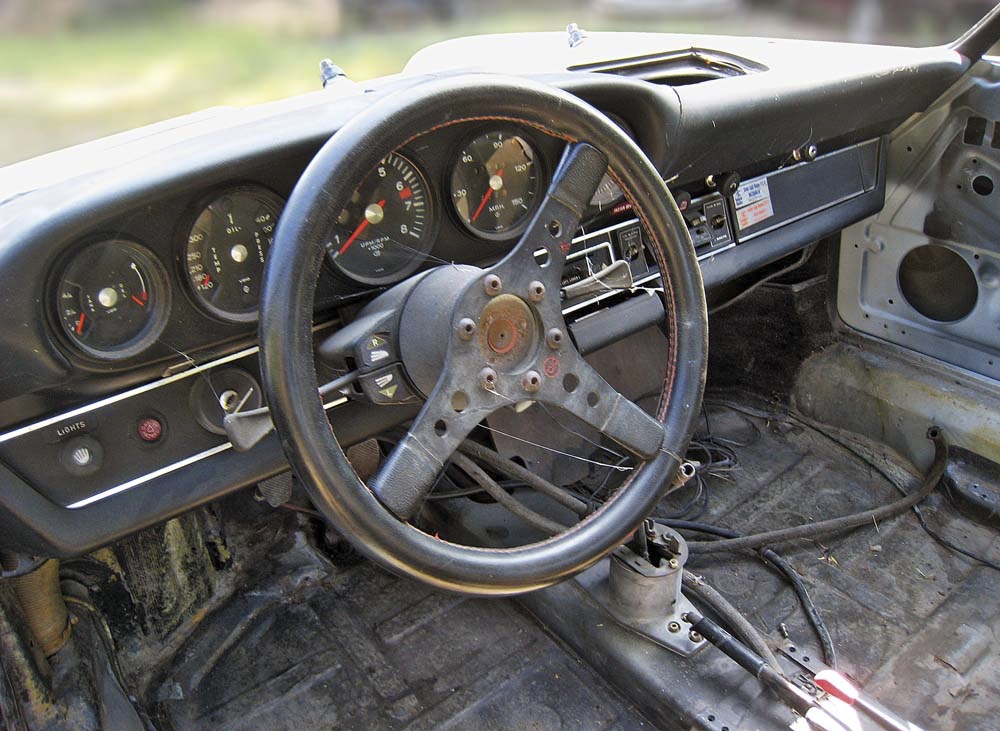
[485,142,608,297]
[366,376,500,519]
[535,353,665,460]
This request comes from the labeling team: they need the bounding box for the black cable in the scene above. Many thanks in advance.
[682,570,783,671]
[685,427,948,553]
[451,452,567,535]
[458,440,591,516]
[912,505,1000,572]
[707,395,1000,574]
[707,243,817,316]
[662,518,837,668]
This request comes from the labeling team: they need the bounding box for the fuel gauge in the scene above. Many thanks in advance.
[55,239,169,361]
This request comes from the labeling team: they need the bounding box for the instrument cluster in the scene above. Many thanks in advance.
[48,122,627,363]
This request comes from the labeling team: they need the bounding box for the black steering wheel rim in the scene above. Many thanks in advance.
[260,74,707,595]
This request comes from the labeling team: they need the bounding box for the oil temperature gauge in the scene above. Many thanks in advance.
[184,186,284,322]
[55,239,169,361]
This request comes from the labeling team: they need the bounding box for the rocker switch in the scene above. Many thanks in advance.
[358,365,418,405]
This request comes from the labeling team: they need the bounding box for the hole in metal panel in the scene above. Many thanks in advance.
[899,245,978,322]
[964,116,987,146]
[973,175,995,196]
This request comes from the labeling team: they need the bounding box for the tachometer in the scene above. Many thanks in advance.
[450,130,540,238]
[55,239,169,361]
[184,185,284,322]
[326,152,434,286]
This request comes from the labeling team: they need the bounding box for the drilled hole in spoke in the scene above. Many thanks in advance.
[534,248,551,268]
[451,391,469,412]
[434,419,447,436]
[587,392,600,407]
[563,373,579,392]
[547,220,562,238]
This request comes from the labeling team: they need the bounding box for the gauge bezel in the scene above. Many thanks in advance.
[447,126,546,243]
[328,150,438,287]
[178,183,286,324]
[51,237,171,362]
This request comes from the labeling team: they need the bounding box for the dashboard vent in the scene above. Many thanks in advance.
[570,48,766,86]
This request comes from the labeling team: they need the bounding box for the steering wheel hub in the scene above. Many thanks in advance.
[480,294,536,365]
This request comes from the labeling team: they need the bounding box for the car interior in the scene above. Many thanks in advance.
[2,5,1000,730]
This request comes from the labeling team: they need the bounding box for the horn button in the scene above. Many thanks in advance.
[479,294,537,368]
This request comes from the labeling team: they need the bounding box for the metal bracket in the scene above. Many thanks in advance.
[585,524,708,657]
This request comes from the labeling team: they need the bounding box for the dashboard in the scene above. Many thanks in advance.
[0,31,970,556]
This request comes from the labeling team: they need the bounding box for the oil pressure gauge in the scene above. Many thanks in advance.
[184,185,284,322]
[55,239,169,361]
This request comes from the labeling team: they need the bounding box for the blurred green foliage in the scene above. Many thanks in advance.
[0,1,971,166]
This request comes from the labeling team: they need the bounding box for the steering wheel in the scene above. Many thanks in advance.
[260,74,707,595]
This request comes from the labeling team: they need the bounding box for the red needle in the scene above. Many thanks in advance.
[75,313,86,335]
[337,199,386,256]
[471,169,503,222]
[203,274,211,286]
[131,294,146,306]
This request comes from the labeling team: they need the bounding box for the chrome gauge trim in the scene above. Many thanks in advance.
[64,394,348,510]
[0,345,261,445]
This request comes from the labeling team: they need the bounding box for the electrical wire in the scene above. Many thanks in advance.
[450,452,568,535]
[707,243,817,316]
[684,426,948,554]
[662,518,836,668]
[706,395,1000,573]
[458,440,591,516]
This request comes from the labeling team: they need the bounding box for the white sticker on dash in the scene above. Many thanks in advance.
[733,176,770,209]
[737,198,774,230]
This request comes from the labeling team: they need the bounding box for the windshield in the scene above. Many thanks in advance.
[0,0,991,166]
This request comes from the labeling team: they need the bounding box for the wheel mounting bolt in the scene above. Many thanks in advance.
[483,274,503,296]
[521,370,542,393]
[528,280,545,302]
[457,317,477,340]
[545,328,564,349]
[479,367,498,390]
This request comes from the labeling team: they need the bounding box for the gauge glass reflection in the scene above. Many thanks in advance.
[327,152,434,286]
[450,130,540,238]
[185,186,284,322]
[56,239,169,360]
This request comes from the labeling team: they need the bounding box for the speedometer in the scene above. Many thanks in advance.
[326,152,434,286]
[450,130,540,239]
[184,185,284,323]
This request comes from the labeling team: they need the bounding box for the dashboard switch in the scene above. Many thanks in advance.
[60,435,103,476]
[359,365,419,405]
[137,416,163,443]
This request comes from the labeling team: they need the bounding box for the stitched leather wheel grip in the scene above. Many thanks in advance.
[260,74,707,595]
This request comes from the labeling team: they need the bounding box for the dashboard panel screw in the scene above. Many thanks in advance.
[668,621,682,633]
[521,370,542,393]
[668,558,680,570]
[483,274,502,296]
[457,318,476,340]
[689,630,703,643]
[546,328,564,349]
[528,281,546,302]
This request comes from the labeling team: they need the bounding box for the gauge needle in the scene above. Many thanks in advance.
[131,294,146,307]
[471,169,504,222]
[336,199,386,257]
[75,313,86,335]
